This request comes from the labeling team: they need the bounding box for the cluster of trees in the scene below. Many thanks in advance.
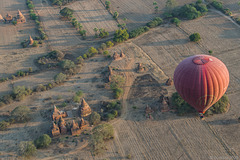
[90,123,114,155]
[37,50,64,65]
[173,0,208,20]
[110,75,125,99]
[101,101,122,121]
[0,68,34,83]
[50,0,77,6]
[129,26,149,38]
[113,29,129,43]
[171,92,230,116]
[146,17,163,28]
[211,0,232,16]
[59,59,79,75]
[18,134,51,158]
[60,7,87,39]
[105,1,111,10]
[27,0,47,40]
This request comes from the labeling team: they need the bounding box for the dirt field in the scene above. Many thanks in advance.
[67,0,119,39]
[110,0,196,31]
[0,0,48,78]
[221,0,240,17]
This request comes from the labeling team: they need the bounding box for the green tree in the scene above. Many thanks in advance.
[179,4,201,20]
[11,106,31,123]
[105,1,111,10]
[113,29,129,43]
[54,72,67,83]
[93,27,98,37]
[59,60,76,70]
[92,123,114,140]
[60,7,74,19]
[18,141,37,157]
[13,86,32,101]
[32,41,38,47]
[89,112,101,125]
[189,33,201,42]
[106,41,114,48]
[113,11,119,19]
[171,17,181,27]
[73,95,80,103]
[34,134,52,148]
[12,21,17,26]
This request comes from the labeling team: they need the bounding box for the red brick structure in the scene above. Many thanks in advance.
[79,118,88,130]
[59,117,67,134]
[5,13,13,22]
[51,122,60,137]
[166,78,173,86]
[16,10,26,24]
[71,120,81,136]
[113,52,120,60]
[52,105,67,121]
[29,36,34,45]
[79,99,92,117]
[120,50,125,58]
[0,14,4,22]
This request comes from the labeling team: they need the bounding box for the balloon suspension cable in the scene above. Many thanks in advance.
[199,113,204,120]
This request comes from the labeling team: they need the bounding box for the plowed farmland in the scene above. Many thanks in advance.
[0,0,47,77]
[67,0,118,39]
[110,0,196,30]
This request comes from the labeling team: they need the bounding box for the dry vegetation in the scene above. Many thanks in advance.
[0,0,240,159]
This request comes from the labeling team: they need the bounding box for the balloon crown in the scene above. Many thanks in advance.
[192,55,213,65]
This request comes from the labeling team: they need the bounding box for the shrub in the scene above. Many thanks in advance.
[103,50,109,56]
[106,113,115,121]
[100,43,107,50]
[189,33,201,42]
[114,88,123,99]
[146,17,163,28]
[171,18,181,26]
[34,134,52,148]
[129,26,150,38]
[106,41,114,48]
[36,84,46,92]
[89,112,101,125]
[99,29,109,38]
[178,4,201,20]
[59,60,76,70]
[113,29,129,43]
[18,141,37,157]
[88,47,98,55]
[93,123,114,140]
[105,1,111,10]
[11,106,31,123]
[54,73,67,83]
[12,21,17,26]
[28,3,35,9]
[83,54,88,59]
[13,86,32,101]
[73,95,81,103]
[2,94,14,104]
[0,121,10,131]
[209,94,229,114]
[32,41,38,47]
[76,90,83,97]
[113,11,119,19]
[110,75,125,90]
[60,7,74,18]
[77,56,84,64]
[171,92,196,115]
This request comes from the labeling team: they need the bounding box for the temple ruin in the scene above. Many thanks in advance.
[79,99,92,117]
[51,122,60,137]
[16,10,26,24]
[52,105,68,121]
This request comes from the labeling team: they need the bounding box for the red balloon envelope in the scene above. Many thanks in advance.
[173,55,229,113]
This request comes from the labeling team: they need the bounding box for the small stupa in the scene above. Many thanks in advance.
[71,120,81,136]
[79,99,92,117]
[51,122,60,137]
[0,14,4,22]
[29,36,34,45]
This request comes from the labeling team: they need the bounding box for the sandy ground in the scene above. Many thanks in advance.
[0,0,48,78]
[67,0,119,39]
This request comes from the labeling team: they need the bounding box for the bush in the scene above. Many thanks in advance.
[113,11,119,19]
[129,26,150,38]
[34,134,52,148]
[36,84,46,92]
[89,112,101,125]
[32,41,38,47]
[171,18,181,26]
[171,92,196,116]
[73,95,81,103]
[18,141,37,157]
[11,106,31,123]
[114,88,123,99]
[209,94,229,114]
[12,21,17,26]
[110,75,125,90]
[47,50,64,60]
[113,29,129,43]
[13,86,32,101]
[0,121,10,131]
[28,3,35,9]
[146,17,163,28]
[103,50,109,56]
[99,29,109,38]
[106,41,114,48]
[93,123,114,140]
[54,73,67,83]
[59,60,76,70]
[60,7,74,18]
[189,33,201,42]
[106,113,115,121]
[77,56,84,64]
[100,43,107,50]
[178,4,201,20]
[76,90,83,97]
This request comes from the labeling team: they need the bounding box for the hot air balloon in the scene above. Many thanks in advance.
[173,55,229,115]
